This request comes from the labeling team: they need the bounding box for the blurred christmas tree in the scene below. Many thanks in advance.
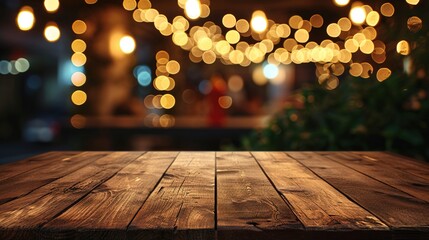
[242,1,429,161]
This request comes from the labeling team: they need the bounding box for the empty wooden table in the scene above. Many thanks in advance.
[0,151,428,240]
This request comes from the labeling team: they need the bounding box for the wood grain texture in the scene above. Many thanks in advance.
[318,152,429,203]
[216,152,302,240]
[42,151,178,240]
[0,152,143,240]
[352,152,429,181]
[252,152,388,231]
[128,152,215,240]
[0,151,427,240]
[0,152,78,182]
[287,152,429,231]
[0,152,108,205]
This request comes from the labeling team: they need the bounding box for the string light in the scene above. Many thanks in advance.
[406,0,419,5]
[185,0,202,20]
[251,10,268,33]
[44,0,60,13]
[16,6,35,31]
[44,22,61,42]
[26,0,420,109]
[71,90,87,105]
[333,0,350,7]
[397,40,410,55]
[15,0,424,96]
[350,5,367,25]
[119,35,136,54]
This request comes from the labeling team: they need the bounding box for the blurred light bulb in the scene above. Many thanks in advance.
[350,5,366,25]
[334,0,350,6]
[71,90,87,106]
[263,63,279,79]
[17,6,35,31]
[185,0,201,20]
[397,40,410,55]
[44,22,61,42]
[119,35,136,54]
[251,10,268,33]
[44,0,60,12]
[406,0,419,5]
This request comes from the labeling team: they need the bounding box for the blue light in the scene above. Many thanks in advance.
[133,65,151,78]
[0,60,10,74]
[134,65,152,87]
[59,60,84,86]
[138,72,152,86]
[198,80,212,95]
[263,63,279,79]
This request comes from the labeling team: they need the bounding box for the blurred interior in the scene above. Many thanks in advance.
[0,0,428,162]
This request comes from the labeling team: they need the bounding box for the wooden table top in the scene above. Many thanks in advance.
[0,151,428,240]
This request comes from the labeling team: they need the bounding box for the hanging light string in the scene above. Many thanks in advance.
[118,0,422,85]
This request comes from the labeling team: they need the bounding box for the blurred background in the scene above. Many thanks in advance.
[0,0,428,162]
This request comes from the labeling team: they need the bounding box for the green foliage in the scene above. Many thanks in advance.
[242,74,429,161]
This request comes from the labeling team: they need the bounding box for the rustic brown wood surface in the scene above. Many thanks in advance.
[0,151,427,240]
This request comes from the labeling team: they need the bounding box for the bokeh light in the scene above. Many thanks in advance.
[407,16,422,33]
[71,53,87,67]
[263,63,279,79]
[44,22,61,42]
[295,29,309,43]
[327,23,341,38]
[71,72,86,87]
[70,114,86,129]
[251,10,268,33]
[185,0,202,20]
[17,6,35,31]
[228,75,244,92]
[119,35,136,54]
[226,30,240,44]
[218,96,233,109]
[15,58,30,73]
[71,39,87,53]
[310,14,324,28]
[366,11,380,26]
[71,90,87,105]
[334,0,350,7]
[72,20,87,35]
[166,60,180,74]
[236,19,250,33]
[44,0,60,13]
[123,0,137,11]
[396,40,410,55]
[222,14,236,28]
[350,5,366,25]
[380,3,395,17]
[376,68,392,82]
[160,94,176,109]
[406,0,420,5]
[154,76,171,90]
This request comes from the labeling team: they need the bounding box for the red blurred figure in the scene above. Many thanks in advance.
[208,73,227,127]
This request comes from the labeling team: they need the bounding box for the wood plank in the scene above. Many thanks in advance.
[216,152,302,240]
[0,152,143,240]
[287,152,429,231]
[0,152,79,182]
[42,151,178,240]
[252,152,388,231]
[0,152,108,205]
[351,152,429,181]
[128,152,215,240]
[318,152,429,203]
